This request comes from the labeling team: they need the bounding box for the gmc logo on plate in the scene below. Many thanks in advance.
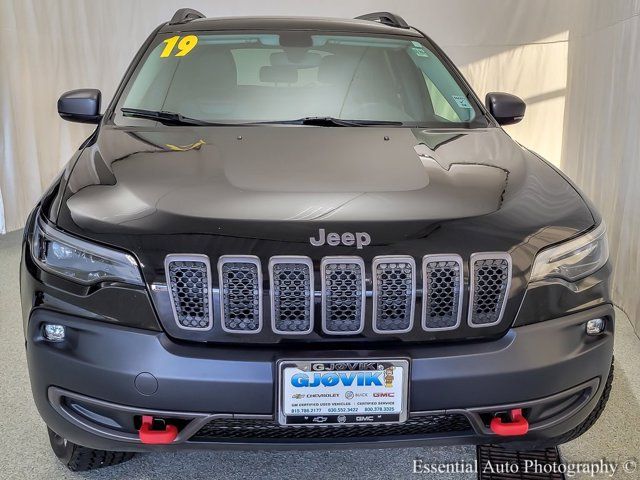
[309,228,371,249]
[356,416,375,422]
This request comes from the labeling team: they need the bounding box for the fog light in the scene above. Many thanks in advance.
[44,324,66,341]
[586,318,606,336]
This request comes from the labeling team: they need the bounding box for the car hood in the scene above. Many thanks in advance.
[57,124,593,252]
[52,124,595,341]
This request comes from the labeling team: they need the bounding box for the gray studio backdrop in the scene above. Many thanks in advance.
[1,0,638,336]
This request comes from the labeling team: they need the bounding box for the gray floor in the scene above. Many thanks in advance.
[1,228,638,479]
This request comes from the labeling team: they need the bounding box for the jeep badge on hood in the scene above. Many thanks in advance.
[310,228,371,249]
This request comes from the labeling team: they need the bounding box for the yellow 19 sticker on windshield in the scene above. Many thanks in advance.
[160,35,198,58]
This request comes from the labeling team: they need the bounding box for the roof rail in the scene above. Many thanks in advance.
[168,8,205,25]
[355,12,409,29]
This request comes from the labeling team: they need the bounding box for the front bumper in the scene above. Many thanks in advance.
[27,304,614,451]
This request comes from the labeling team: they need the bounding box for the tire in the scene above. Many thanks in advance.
[503,359,614,451]
[47,427,135,471]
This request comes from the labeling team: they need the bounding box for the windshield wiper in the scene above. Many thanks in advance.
[121,110,405,127]
[260,116,405,127]
[121,108,238,126]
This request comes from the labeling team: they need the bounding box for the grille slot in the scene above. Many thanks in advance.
[468,252,512,327]
[269,257,314,334]
[218,256,262,333]
[321,257,366,335]
[422,254,463,331]
[192,414,472,441]
[164,255,212,330]
[372,256,416,333]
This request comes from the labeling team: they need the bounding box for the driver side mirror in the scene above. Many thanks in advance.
[485,92,526,126]
[57,89,102,124]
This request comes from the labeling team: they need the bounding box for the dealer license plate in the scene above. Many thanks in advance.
[277,359,409,426]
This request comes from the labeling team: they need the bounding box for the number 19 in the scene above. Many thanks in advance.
[160,35,198,58]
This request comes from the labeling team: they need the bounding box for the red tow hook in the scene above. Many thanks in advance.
[490,409,529,436]
[138,416,178,444]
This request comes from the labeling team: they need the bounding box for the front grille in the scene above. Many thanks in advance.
[422,255,463,330]
[164,255,212,330]
[162,252,514,336]
[469,253,512,327]
[321,257,366,335]
[269,257,314,334]
[372,256,415,333]
[192,414,472,441]
[218,256,262,333]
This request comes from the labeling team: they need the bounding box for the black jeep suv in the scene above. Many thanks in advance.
[21,9,613,471]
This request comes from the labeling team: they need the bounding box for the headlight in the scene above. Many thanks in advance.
[530,222,608,282]
[31,216,144,286]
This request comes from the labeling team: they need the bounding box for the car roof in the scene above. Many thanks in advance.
[159,16,424,37]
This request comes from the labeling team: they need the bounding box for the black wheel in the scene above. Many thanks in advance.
[47,427,135,471]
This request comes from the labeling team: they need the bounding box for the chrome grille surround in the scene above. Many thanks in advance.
[269,256,314,335]
[321,256,366,335]
[218,255,263,334]
[468,252,512,328]
[161,251,513,336]
[164,254,213,331]
[372,256,416,333]
[421,254,464,331]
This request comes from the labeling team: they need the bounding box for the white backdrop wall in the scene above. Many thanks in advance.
[1,0,638,334]
[559,1,640,336]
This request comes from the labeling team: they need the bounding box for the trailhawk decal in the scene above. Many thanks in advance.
[309,228,371,249]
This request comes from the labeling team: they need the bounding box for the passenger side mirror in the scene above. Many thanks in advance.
[57,89,102,124]
[485,92,526,126]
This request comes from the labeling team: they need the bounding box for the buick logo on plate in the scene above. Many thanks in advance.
[309,228,371,249]
[337,415,347,423]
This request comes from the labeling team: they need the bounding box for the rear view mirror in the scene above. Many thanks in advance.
[485,92,526,126]
[57,89,102,124]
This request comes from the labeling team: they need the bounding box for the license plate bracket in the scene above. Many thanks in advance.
[277,359,409,426]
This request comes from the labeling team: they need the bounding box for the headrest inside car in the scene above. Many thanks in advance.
[259,65,299,84]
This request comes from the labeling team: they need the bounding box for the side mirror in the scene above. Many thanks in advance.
[485,92,526,126]
[57,89,102,124]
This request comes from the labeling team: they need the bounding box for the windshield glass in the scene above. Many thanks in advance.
[116,32,488,127]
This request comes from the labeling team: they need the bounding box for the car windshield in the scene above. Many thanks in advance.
[115,31,488,128]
